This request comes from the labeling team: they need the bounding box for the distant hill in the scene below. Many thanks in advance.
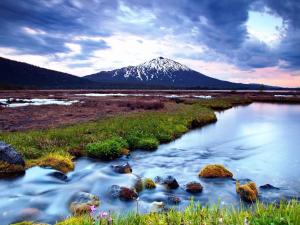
[0,57,99,89]
[85,57,278,90]
[0,56,281,90]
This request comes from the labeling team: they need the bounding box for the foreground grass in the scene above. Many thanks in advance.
[14,201,300,225]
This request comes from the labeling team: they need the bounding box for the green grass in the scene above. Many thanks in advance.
[0,97,252,169]
[0,103,217,166]
[50,200,300,225]
[86,137,128,160]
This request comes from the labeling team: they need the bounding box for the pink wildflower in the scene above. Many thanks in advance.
[89,205,97,213]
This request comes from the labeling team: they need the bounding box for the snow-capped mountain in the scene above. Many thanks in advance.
[84,57,264,89]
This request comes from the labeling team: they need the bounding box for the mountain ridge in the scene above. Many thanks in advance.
[85,57,275,89]
[0,56,282,90]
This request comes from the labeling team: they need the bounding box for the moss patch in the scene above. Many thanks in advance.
[143,178,156,189]
[199,164,233,178]
[236,181,258,202]
[0,160,25,174]
[86,137,128,160]
[27,153,74,173]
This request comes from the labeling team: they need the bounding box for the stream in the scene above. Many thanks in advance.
[0,103,300,224]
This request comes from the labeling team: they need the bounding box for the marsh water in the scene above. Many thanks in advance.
[1,103,300,224]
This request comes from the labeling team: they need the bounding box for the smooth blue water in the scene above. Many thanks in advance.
[0,103,300,224]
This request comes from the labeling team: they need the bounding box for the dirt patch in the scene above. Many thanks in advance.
[0,90,168,132]
[0,89,299,132]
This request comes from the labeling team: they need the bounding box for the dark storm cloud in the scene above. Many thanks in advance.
[262,0,300,70]
[0,0,299,70]
[0,0,116,55]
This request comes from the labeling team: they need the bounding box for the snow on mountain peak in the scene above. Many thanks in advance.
[139,57,191,72]
[114,57,192,81]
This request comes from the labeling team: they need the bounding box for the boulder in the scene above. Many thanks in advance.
[19,208,40,220]
[260,184,279,190]
[199,164,233,178]
[0,141,25,177]
[110,185,138,201]
[155,176,179,189]
[69,192,100,215]
[143,178,156,189]
[167,195,181,204]
[112,162,132,174]
[236,181,258,202]
[48,171,68,181]
[119,187,138,201]
[186,181,203,193]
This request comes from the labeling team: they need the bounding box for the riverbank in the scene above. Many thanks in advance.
[0,97,252,174]
[13,201,300,225]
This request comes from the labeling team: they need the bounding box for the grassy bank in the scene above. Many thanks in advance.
[0,102,218,171]
[14,201,300,225]
[0,97,253,172]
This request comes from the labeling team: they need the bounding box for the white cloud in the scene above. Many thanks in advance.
[55,43,82,58]
[89,33,205,72]
[246,11,284,45]
[22,27,46,36]
[118,2,156,25]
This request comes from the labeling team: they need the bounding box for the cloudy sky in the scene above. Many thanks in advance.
[0,0,299,87]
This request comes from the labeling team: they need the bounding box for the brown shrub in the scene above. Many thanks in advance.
[118,100,164,110]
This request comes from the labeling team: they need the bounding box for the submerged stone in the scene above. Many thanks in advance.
[236,181,258,202]
[150,201,166,213]
[199,164,233,178]
[48,171,68,181]
[19,207,40,220]
[260,184,280,190]
[167,195,181,204]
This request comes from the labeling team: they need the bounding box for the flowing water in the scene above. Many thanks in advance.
[0,103,300,224]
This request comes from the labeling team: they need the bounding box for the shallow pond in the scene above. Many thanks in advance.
[0,103,300,224]
[75,93,212,99]
[0,98,79,107]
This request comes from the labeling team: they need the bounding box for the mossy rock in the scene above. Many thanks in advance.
[134,178,143,192]
[0,160,25,177]
[69,192,100,215]
[199,164,233,178]
[236,181,258,202]
[143,178,156,189]
[121,148,130,156]
[27,153,74,173]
